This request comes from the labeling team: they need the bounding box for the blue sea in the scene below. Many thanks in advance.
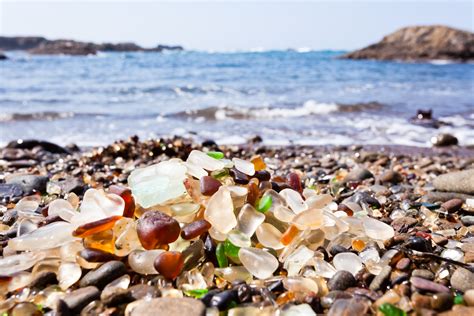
[1,50,473,147]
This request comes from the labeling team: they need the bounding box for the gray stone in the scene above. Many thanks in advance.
[328,271,357,291]
[79,261,126,289]
[410,276,450,293]
[344,167,374,182]
[451,268,474,292]
[422,191,474,203]
[61,286,100,314]
[369,266,392,291]
[461,216,474,226]
[378,170,403,184]
[5,174,48,194]
[30,271,57,289]
[412,269,435,281]
[433,170,474,195]
[129,297,206,316]
[0,183,23,201]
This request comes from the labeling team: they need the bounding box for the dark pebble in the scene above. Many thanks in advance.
[329,245,348,256]
[60,286,100,315]
[451,267,474,292]
[79,260,126,289]
[78,248,118,262]
[237,283,252,303]
[0,183,24,202]
[209,289,237,311]
[410,276,450,293]
[431,293,453,311]
[379,170,403,184]
[101,289,133,307]
[344,167,374,182]
[30,271,58,289]
[461,216,474,226]
[396,258,411,270]
[412,269,435,281]
[441,198,464,213]
[328,271,357,291]
[405,236,433,252]
[5,174,48,195]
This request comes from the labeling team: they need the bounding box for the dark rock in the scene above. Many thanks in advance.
[209,290,238,311]
[451,268,474,292]
[6,139,71,154]
[342,25,474,62]
[378,170,403,184]
[441,198,464,213]
[129,297,205,316]
[410,276,450,293]
[5,174,48,194]
[431,293,453,311]
[405,236,433,252]
[328,271,357,291]
[423,191,474,203]
[30,271,57,289]
[432,133,459,147]
[433,170,474,195]
[327,297,370,316]
[391,217,418,233]
[0,36,47,50]
[79,261,126,289]
[369,266,392,291]
[396,258,411,271]
[344,167,374,182]
[0,183,24,202]
[101,288,133,307]
[329,245,348,256]
[60,286,100,315]
[49,177,85,195]
[412,269,435,281]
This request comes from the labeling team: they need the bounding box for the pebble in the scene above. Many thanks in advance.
[327,297,370,316]
[410,276,450,293]
[369,265,392,291]
[391,217,418,232]
[210,290,238,311]
[405,236,433,252]
[327,270,357,291]
[431,293,453,311]
[129,297,205,316]
[431,133,458,147]
[5,174,48,195]
[344,167,374,182]
[412,269,435,281]
[433,169,474,195]
[79,260,126,289]
[464,289,474,306]
[378,170,403,184]
[29,271,57,289]
[0,183,24,202]
[461,216,474,226]
[450,268,474,292]
[60,286,100,315]
[396,258,411,270]
[441,199,464,213]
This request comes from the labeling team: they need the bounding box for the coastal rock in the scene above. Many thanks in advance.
[129,297,206,316]
[0,36,47,50]
[451,268,474,292]
[6,139,71,154]
[431,134,458,147]
[433,170,474,195]
[5,174,48,195]
[343,25,474,62]
[30,40,98,56]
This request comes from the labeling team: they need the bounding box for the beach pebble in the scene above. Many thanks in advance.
[344,167,374,182]
[431,133,458,147]
[60,286,100,315]
[433,169,474,195]
[451,268,474,292]
[327,298,370,316]
[5,174,48,195]
[410,276,449,293]
[0,183,24,202]
[441,198,464,213]
[396,258,411,270]
[412,269,435,280]
[29,271,57,289]
[327,270,356,291]
[369,265,392,291]
[461,215,474,226]
[129,297,205,316]
[378,170,403,184]
[464,289,474,306]
[79,260,126,289]
[210,290,238,310]
[431,293,453,311]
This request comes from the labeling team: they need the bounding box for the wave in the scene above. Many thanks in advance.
[0,111,114,122]
[166,100,384,121]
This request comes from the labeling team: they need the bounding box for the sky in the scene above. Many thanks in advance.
[0,0,473,51]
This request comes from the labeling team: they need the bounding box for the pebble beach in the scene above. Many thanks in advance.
[1,136,473,315]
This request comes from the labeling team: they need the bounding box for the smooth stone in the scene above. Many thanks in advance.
[461,216,474,226]
[369,266,392,291]
[431,133,458,147]
[5,175,48,195]
[422,191,474,203]
[464,289,474,306]
[396,258,411,271]
[129,297,206,316]
[441,199,464,213]
[327,271,357,291]
[344,167,374,182]
[79,260,126,289]
[451,268,474,292]
[405,236,433,252]
[51,177,85,195]
[412,269,435,281]
[210,290,238,311]
[410,276,450,293]
[391,217,418,232]
[0,183,24,201]
[102,289,133,307]
[327,297,370,316]
[433,170,474,195]
[60,286,100,315]
[431,293,453,311]
[378,170,403,184]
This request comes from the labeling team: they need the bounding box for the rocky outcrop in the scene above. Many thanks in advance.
[0,36,183,55]
[0,51,7,60]
[0,36,47,50]
[343,25,474,62]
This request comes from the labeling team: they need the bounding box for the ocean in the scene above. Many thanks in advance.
[1,50,473,147]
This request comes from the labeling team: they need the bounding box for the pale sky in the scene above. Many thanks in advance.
[0,0,473,51]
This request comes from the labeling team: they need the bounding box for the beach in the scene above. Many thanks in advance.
[1,136,473,315]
